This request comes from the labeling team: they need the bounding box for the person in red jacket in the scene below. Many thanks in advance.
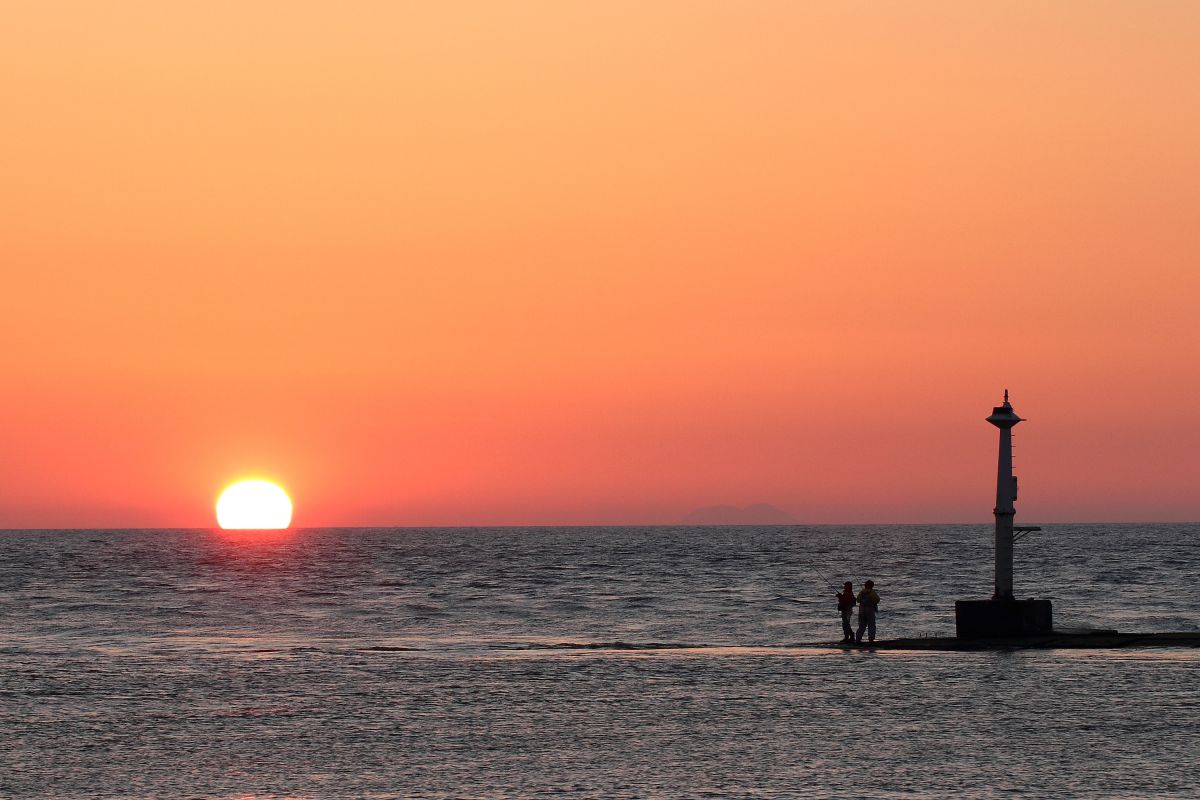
[836,581,857,643]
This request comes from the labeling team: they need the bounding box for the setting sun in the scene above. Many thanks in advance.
[215,480,294,530]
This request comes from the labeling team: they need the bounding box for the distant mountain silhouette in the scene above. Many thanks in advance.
[679,503,798,525]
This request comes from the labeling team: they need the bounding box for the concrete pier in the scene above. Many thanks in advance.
[838,631,1200,651]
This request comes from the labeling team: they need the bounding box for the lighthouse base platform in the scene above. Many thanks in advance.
[955,599,1053,639]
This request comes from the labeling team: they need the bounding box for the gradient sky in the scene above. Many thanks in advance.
[2,2,1197,527]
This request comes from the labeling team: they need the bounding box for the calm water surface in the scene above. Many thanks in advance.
[2,524,1197,798]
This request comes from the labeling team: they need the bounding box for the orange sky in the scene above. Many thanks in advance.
[2,2,1197,527]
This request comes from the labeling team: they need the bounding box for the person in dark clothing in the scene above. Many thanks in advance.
[856,580,880,643]
[836,581,857,643]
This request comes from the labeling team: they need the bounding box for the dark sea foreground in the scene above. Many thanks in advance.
[1,524,1197,799]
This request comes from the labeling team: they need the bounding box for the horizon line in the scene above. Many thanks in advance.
[1,520,1196,532]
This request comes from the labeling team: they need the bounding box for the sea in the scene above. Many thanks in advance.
[2,523,1198,799]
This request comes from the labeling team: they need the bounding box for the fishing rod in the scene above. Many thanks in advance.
[776,527,847,602]
[773,563,841,606]
[799,557,840,597]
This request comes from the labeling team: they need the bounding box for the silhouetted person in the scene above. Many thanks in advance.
[836,581,857,642]
[856,580,880,643]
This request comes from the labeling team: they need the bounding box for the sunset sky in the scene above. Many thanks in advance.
[2,2,1197,527]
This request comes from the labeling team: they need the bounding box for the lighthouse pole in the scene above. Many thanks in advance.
[955,391,1050,638]
[986,390,1022,600]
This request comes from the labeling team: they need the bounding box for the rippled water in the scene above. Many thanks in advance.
[2,524,1198,798]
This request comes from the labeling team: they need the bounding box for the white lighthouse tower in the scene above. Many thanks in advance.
[986,390,1022,600]
[954,391,1052,639]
